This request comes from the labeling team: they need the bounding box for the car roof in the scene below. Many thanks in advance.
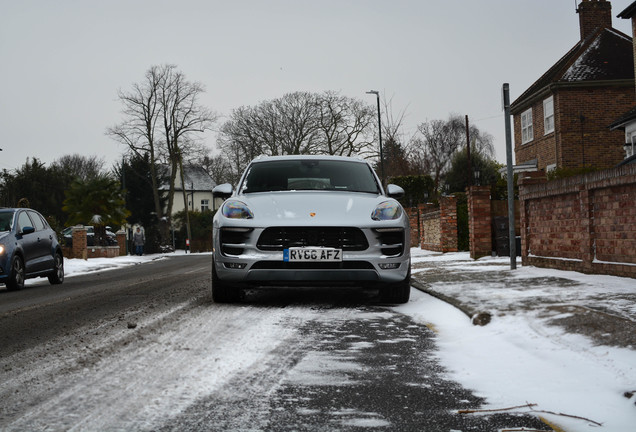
[250,155,368,164]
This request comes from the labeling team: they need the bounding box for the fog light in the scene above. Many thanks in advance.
[379,263,400,270]
[224,262,247,269]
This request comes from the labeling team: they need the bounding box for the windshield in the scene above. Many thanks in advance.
[240,160,381,194]
[0,212,14,232]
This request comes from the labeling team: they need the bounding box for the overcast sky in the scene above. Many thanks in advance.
[1,0,633,173]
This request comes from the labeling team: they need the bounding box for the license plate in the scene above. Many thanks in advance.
[283,247,342,262]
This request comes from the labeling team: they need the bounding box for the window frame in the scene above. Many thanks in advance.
[543,96,554,135]
[521,108,534,144]
[201,199,210,212]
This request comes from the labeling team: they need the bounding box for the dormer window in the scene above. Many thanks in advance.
[521,108,534,144]
[544,97,554,134]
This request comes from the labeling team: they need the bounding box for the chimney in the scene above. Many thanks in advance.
[577,0,612,40]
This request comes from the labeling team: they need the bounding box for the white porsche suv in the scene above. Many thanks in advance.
[211,155,411,303]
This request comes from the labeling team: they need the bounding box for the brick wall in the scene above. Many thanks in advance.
[557,87,633,169]
[419,198,458,253]
[420,209,442,252]
[63,225,126,259]
[519,163,636,278]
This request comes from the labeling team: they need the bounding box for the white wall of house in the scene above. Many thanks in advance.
[171,190,215,214]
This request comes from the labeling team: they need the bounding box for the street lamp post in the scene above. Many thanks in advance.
[366,90,384,185]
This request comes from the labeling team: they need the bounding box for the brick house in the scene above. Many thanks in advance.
[610,0,636,164]
[511,0,635,172]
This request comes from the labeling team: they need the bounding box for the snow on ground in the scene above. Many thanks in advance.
[49,249,636,431]
[401,248,636,432]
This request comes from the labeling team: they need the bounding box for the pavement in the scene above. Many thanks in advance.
[408,251,636,350]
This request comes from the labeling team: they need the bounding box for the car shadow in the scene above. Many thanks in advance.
[240,285,384,309]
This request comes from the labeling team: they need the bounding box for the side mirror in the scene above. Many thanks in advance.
[21,226,36,235]
[386,184,405,199]
[213,183,233,199]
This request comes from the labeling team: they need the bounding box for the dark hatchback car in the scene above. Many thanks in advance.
[0,208,64,290]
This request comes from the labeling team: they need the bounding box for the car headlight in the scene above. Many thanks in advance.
[222,200,254,219]
[0,245,4,255]
[371,201,402,221]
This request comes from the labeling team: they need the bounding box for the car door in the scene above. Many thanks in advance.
[28,210,54,272]
[16,210,40,274]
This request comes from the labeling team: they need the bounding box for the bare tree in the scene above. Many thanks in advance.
[408,113,494,192]
[276,92,320,155]
[201,154,234,186]
[315,91,375,157]
[157,65,216,218]
[409,114,465,192]
[217,105,272,181]
[107,64,216,244]
[218,91,377,176]
[106,65,164,236]
[380,93,409,149]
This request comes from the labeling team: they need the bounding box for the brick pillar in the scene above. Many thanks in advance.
[72,225,88,260]
[406,207,420,248]
[467,186,492,259]
[519,193,529,266]
[116,230,127,256]
[579,186,594,272]
[440,195,458,253]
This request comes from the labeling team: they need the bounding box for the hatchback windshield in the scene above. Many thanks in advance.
[0,212,13,232]
[240,160,381,194]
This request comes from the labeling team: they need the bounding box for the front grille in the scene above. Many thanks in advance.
[257,227,368,251]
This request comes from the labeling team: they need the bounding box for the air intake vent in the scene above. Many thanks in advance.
[220,228,253,256]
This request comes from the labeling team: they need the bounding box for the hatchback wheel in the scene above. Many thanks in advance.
[48,253,64,285]
[6,256,25,291]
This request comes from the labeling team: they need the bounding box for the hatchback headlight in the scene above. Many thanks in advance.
[371,201,402,221]
[0,245,4,255]
[222,200,254,219]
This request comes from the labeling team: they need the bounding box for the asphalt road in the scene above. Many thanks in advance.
[0,255,550,431]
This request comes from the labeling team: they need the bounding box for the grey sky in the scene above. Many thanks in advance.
[1,0,633,173]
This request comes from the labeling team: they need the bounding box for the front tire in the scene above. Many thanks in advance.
[6,256,25,291]
[379,268,411,304]
[211,259,242,303]
[48,253,64,285]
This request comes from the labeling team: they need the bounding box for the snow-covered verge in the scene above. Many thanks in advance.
[400,248,636,431]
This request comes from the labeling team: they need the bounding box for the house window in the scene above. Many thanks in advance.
[521,108,533,144]
[627,134,636,158]
[201,199,210,211]
[543,96,554,135]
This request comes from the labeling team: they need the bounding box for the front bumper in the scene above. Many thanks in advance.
[213,225,410,286]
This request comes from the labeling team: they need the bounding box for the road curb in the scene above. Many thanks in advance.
[411,280,491,326]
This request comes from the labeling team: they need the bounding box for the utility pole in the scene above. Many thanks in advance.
[503,83,516,269]
[465,115,472,187]
[366,90,384,186]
